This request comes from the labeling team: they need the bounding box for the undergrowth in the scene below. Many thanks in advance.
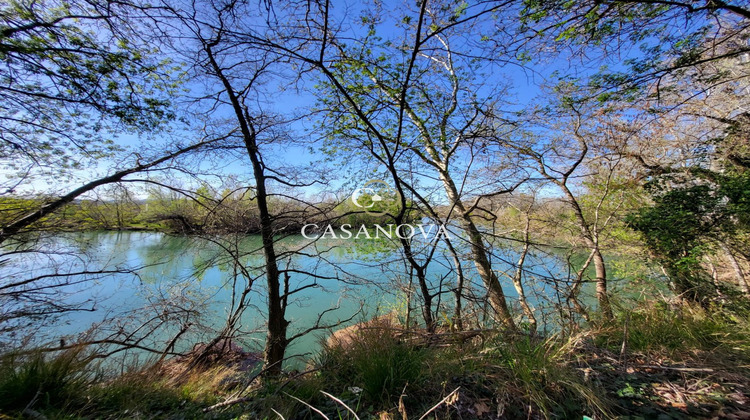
[1,299,749,419]
[595,301,750,356]
[246,320,610,419]
[0,348,239,419]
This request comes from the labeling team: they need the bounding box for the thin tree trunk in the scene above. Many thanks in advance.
[205,40,287,377]
[568,250,594,323]
[560,183,613,321]
[397,231,434,333]
[512,214,536,334]
[720,241,749,295]
[592,248,612,319]
[414,264,435,333]
[440,172,516,330]
[445,238,465,331]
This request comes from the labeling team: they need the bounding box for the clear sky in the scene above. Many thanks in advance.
[1,0,647,203]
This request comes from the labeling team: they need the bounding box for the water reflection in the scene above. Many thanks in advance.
[1,231,646,366]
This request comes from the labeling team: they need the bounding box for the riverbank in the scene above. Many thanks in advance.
[0,195,424,237]
[2,300,749,419]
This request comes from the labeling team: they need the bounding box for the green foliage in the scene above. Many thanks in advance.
[0,0,176,170]
[629,184,716,252]
[0,347,89,412]
[628,169,750,303]
[316,324,426,405]
[626,109,750,303]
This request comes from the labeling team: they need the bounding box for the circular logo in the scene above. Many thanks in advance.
[351,179,401,216]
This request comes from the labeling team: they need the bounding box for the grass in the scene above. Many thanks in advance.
[248,299,750,419]
[0,347,89,412]
[317,320,427,405]
[2,299,750,419]
[245,320,609,419]
[595,301,750,356]
[480,335,610,418]
[0,348,244,419]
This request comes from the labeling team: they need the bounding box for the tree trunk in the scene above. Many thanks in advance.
[512,215,536,334]
[414,264,435,333]
[568,250,594,324]
[445,239,465,331]
[720,241,749,295]
[389,171,435,333]
[246,116,286,378]
[560,183,613,321]
[440,172,516,330]
[404,259,434,333]
[205,41,287,376]
[592,248,613,320]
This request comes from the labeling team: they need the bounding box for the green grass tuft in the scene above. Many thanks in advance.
[317,321,426,406]
[0,347,90,412]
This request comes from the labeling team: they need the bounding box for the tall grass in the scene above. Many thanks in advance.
[596,301,750,355]
[83,369,225,419]
[0,348,241,419]
[273,322,610,419]
[481,335,610,418]
[0,347,90,412]
[317,319,426,405]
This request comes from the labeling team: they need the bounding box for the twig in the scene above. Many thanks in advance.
[23,389,41,413]
[321,391,360,420]
[284,392,329,419]
[418,387,460,420]
[203,395,254,412]
[398,383,409,420]
[637,365,714,372]
[619,314,629,368]
[203,360,318,412]
[21,409,48,420]
[202,366,269,412]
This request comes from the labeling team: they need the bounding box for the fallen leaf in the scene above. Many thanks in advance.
[475,400,490,416]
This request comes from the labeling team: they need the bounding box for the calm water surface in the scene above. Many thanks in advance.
[1,231,640,366]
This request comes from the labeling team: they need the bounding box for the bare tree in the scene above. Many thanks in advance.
[501,94,635,320]
[240,0,528,330]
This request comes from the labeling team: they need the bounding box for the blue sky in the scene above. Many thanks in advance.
[2,0,650,203]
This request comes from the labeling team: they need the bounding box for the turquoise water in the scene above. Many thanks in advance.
[0,231,640,367]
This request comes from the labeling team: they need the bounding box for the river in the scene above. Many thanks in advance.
[0,231,648,367]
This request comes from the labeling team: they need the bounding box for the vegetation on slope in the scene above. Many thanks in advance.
[2,298,749,419]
